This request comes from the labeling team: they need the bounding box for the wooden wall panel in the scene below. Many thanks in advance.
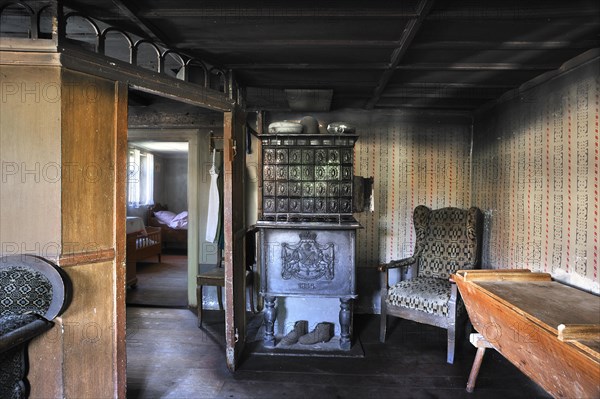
[0,65,62,260]
[28,319,65,399]
[61,70,116,252]
[58,69,120,398]
[114,82,128,399]
[473,58,599,291]
[61,261,115,399]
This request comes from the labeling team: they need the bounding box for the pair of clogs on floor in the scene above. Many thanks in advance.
[281,320,333,345]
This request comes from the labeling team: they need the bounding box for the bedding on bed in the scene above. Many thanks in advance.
[168,211,188,229]
[153,210,175,224]
[154,211,188,230]
[126,216,147,235]
[147,203,188,249]
[153,210,188,230]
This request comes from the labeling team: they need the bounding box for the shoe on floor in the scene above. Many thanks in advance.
[298,322,333,345]
[280,320,308,345]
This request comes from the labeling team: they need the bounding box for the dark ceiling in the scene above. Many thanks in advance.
[61,0,600,112]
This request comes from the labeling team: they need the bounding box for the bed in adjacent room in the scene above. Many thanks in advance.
[147,203,188,250]
[126,216,162,287]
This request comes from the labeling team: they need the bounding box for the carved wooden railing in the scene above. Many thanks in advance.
[0,0,242,102]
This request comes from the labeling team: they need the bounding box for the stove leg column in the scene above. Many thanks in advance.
[339,298,352,350]
[263,295,277,347]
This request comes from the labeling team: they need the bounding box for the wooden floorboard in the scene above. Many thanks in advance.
[125,258,549,398]
[126,253,188,308]
[126,307,552,399]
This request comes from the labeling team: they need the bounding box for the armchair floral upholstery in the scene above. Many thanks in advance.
[0,255,71,399]
[380,205,483,364]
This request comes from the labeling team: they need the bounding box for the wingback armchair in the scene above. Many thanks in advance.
[379,205,483,364]
[0,255,71,398]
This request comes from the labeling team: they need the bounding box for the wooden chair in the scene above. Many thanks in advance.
[196,230,258,327]
[379,206,483,364]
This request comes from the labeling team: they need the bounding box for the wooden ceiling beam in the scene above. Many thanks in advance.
[375,100,480,110]
[182,39,600,51]
[380,88,504,100]
[395,63,556,71]
[411,39,600,50]
[388,82,515,89]
[224,63,389,70]
[226,62,555,71]
[365,0,435,109]
[111,0,170,47]
[179,39,401,49]
[240,83,376,92]
[243,80,376,87]
[139,8,418,18]
[428,7,599,20]
[110,0,223,69]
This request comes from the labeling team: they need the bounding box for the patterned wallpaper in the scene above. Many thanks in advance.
[352,118,472,267]
[472,59,599,289]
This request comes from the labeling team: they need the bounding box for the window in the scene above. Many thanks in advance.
[127,148,154,207]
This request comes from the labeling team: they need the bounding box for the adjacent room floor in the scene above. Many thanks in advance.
[126,252,188,308]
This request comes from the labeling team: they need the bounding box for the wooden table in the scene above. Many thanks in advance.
[453,269,600,399]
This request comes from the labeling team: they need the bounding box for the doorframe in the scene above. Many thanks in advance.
[127,128,207,305]
[223,107,248,370]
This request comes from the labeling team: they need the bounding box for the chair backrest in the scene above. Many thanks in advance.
[413,205,483,279]
[0,255,71,319]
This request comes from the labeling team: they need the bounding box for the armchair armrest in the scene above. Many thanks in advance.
[378,256,417,272]
[0,314,53,355]
[379,256,418,293]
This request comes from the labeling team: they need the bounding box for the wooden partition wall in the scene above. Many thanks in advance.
[1,37,238,392]
[0,62,127,398]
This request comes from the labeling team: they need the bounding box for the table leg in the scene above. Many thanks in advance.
[466,347,486,393]
[263,295,277,347]
[339,298,352,350]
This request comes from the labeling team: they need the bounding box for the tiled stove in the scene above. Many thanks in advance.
[257,133,360,350]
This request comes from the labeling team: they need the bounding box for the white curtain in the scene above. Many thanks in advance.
[127,149,154,207]
[128,149,141,206]
[142,153,154,205]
